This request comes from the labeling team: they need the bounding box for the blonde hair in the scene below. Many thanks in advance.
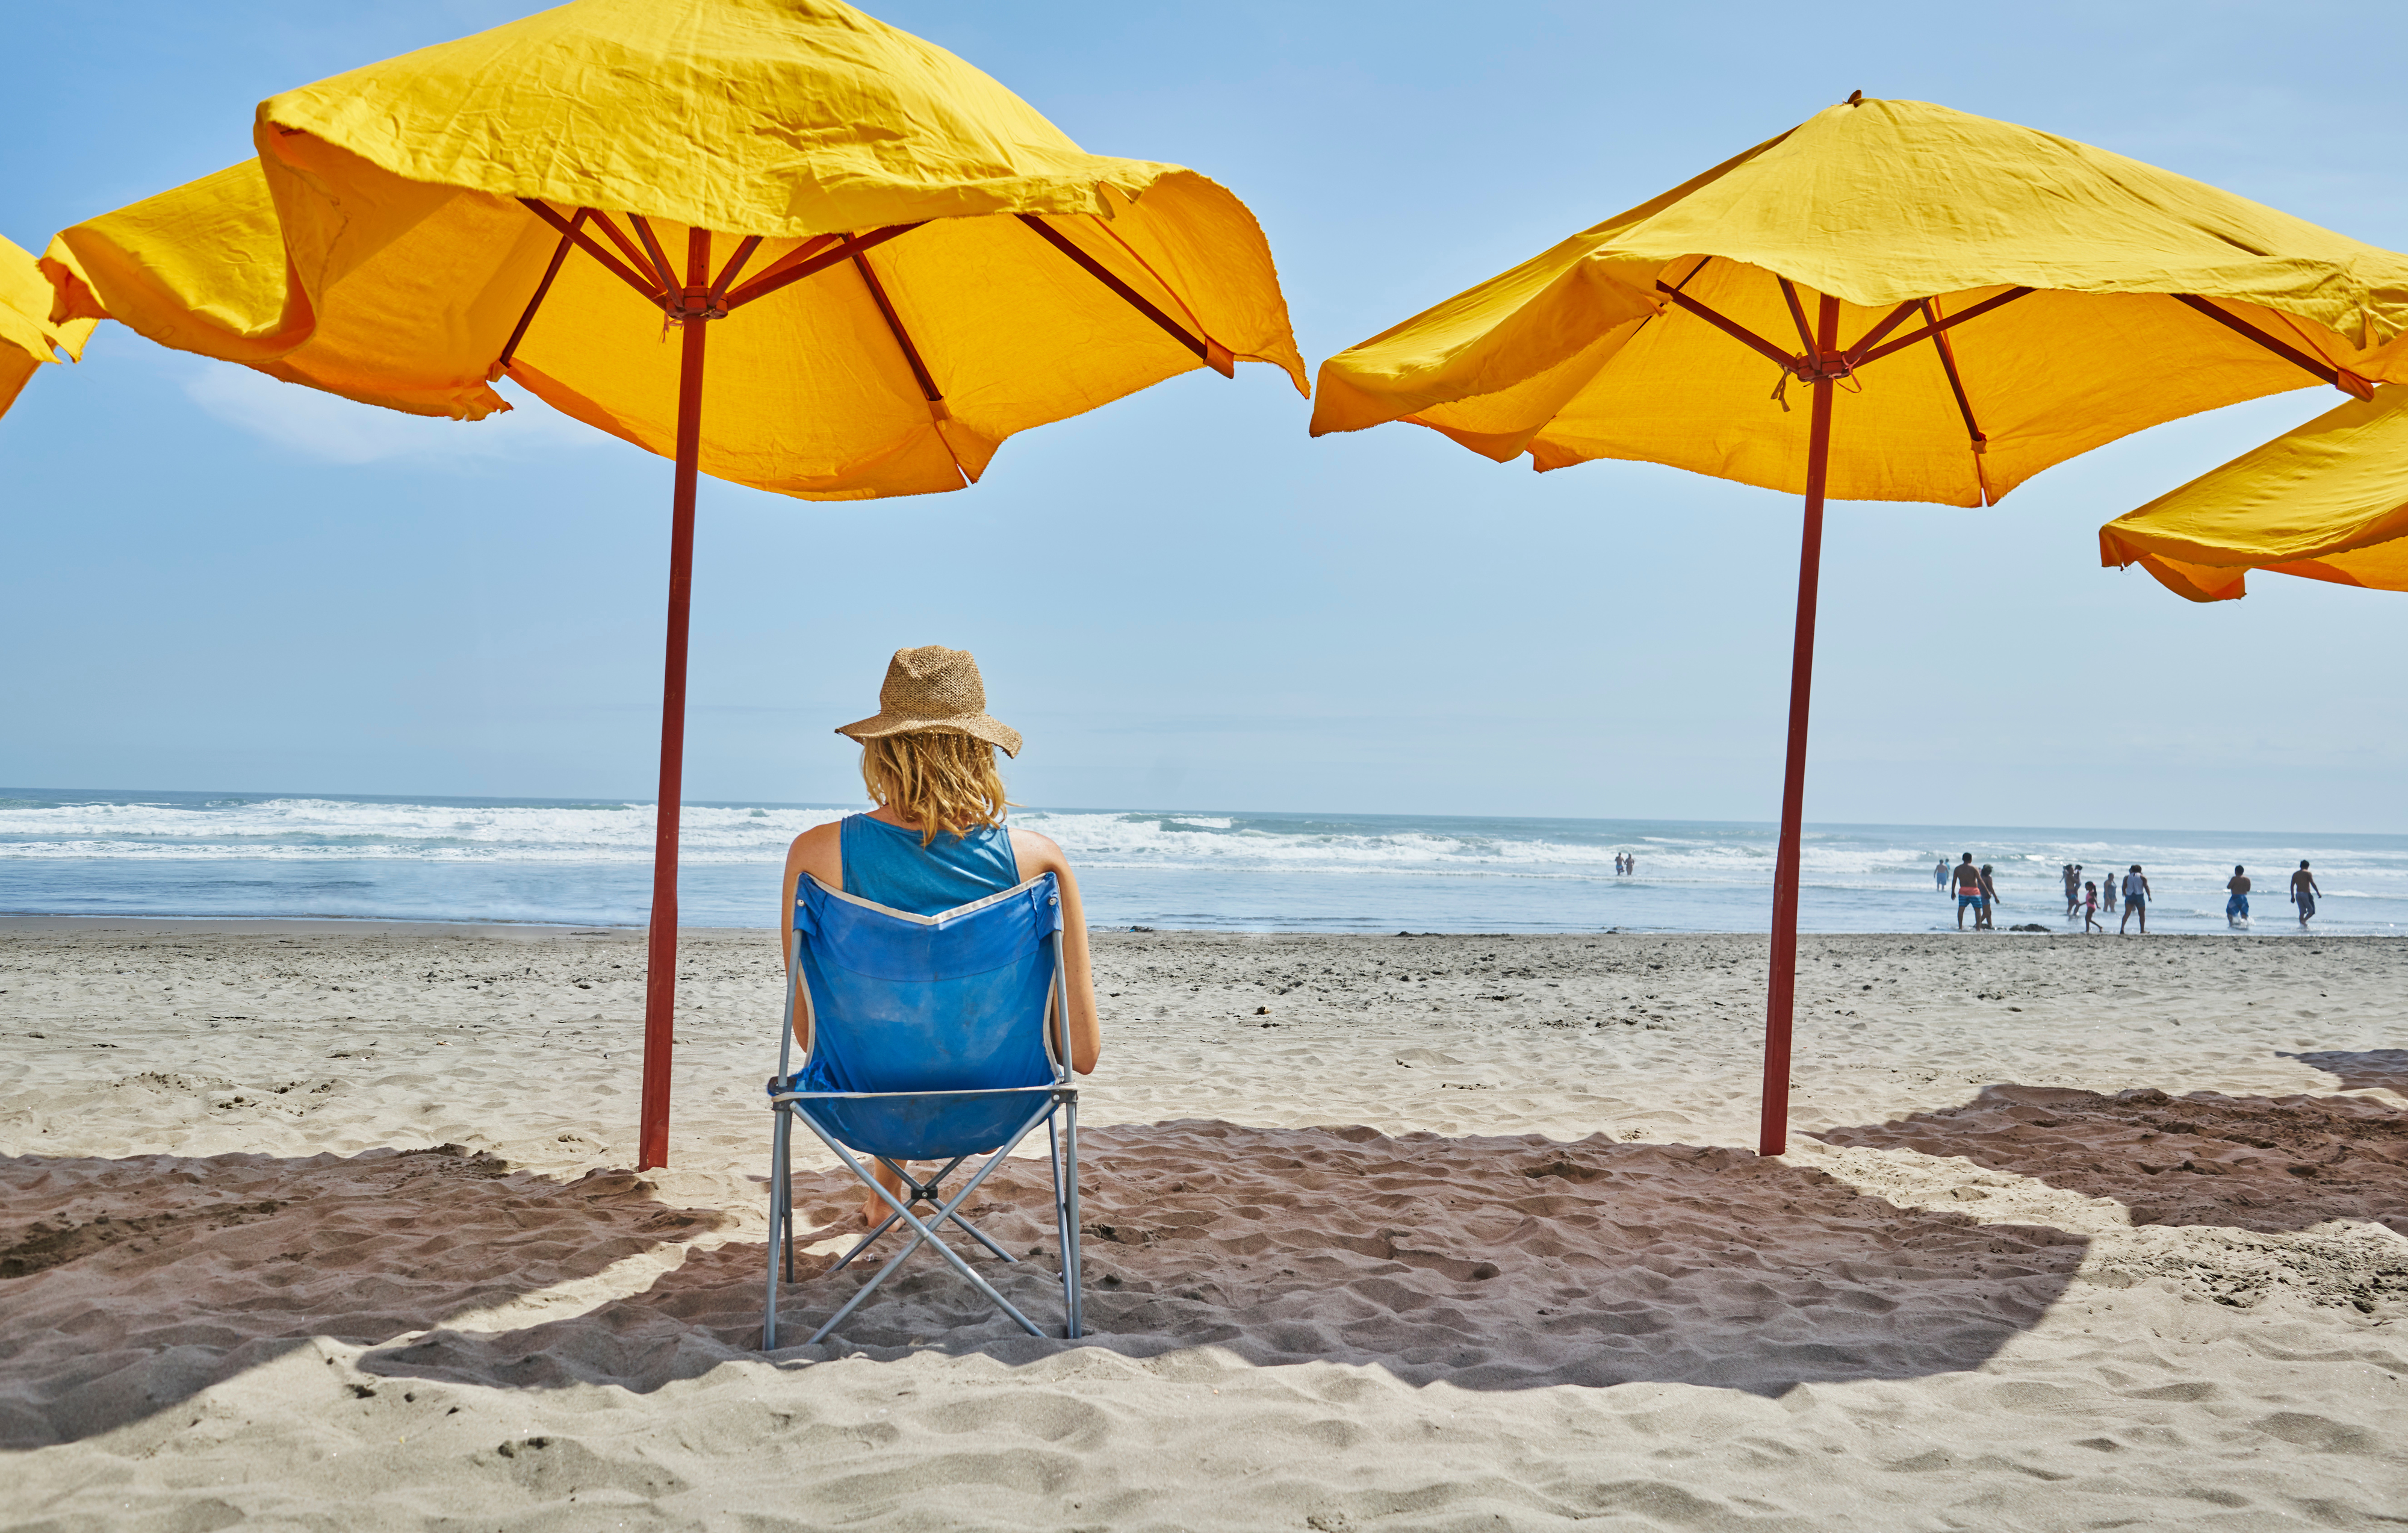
[859,730,1012,845]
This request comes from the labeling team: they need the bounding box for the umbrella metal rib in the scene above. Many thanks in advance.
[2170,294,2374,399]
[1015,214,1233,376]
[723,226,920,311]
[849,253,948,411]
[1917,299,1990,471]
[498,209,588,372]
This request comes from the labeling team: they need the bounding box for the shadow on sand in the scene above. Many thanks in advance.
[2284,1049,2408,1096]
[367,1121,2087,1399]
[1814,1081,2408,1239]
[0,1145,728,1447]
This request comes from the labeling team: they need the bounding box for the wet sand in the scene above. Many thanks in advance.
[4,921,2405,1528]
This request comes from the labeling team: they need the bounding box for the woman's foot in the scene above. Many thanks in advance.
[861,1162,914,1227]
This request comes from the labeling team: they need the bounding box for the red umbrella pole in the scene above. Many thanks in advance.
[639,228,713,1171]
[1760,293,1838,1158]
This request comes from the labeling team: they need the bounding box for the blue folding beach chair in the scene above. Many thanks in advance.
[762,870,1083,1349]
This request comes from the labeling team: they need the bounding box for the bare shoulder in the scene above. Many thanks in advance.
[1010,826,1069,873]
[786,819,843,887]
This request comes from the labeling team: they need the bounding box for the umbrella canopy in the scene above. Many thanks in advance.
[1314,98,2408,503]
[1313,95,2408,1155]
[0,234,93,416]
[43,0,1304,499]
[2102,387,2408,601]
[42,0,1303,1169]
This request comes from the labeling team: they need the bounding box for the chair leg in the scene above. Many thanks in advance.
[763,1108,789,1351]
[1062,1096,1084,1339]
[1049,1113,1074,1322]
[780,1110,795,1284]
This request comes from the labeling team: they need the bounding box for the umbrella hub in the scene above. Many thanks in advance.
[666,287,728,324]
[1788,350,1854,384]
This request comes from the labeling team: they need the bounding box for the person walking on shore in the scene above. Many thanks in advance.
[2082,880,2103,933]
[1978,863,2002,930]
[2292,860,2322,927]
[1952,853,1985,930]
[2226,865,2251,927]
[2119,864,2152,934]
[2062,863,2080,916]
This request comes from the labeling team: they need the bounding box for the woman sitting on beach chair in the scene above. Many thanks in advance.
[780,645,1102,1225]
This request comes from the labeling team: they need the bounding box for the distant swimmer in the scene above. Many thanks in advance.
[1935,859,1949,892]
[1978,863,2001,930]
[2119,864,2151,934]
[1952,853,1984,930]
[1627,853,1637,877]
[2226,865,2251,927]
[2292,860,2321,928]
[2082,880,2102,934]
[2100,869,2117,914]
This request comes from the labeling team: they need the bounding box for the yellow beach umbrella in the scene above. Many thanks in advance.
[1313,95,2408,1155]
[2102,388,2408,600]
[0,234,94,416]
[45,0,1304,1168]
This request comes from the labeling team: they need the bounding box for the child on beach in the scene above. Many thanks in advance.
[1977,863,2000,930]
[2082,881,2102,933]
[780,644,1103,1225]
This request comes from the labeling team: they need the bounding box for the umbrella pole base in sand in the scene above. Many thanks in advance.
[1760,295,1839,1158]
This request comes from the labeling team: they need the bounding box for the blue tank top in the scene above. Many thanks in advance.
[839,814,1021,916]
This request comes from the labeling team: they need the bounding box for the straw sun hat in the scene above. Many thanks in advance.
[834,645,1023,757]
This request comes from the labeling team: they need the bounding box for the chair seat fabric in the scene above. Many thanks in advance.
[787,872,1062,1161]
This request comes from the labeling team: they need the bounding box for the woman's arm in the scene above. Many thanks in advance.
[1011,828,1102,1074]
[778,824,843,1048]
[777,822,845,962]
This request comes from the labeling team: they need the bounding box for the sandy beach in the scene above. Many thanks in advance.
[4,919,2405,1529]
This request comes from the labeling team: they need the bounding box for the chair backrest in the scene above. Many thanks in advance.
[781,871,1066,1160]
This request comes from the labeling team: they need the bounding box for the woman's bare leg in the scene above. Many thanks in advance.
[862,1159,909,1226]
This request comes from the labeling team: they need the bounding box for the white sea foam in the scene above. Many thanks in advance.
[0,798,842,864]
[4,792,2401,933]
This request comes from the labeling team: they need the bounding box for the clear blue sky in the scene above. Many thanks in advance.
[5,1,2405,830]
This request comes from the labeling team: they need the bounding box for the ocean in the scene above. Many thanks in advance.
[2,787,2401,938]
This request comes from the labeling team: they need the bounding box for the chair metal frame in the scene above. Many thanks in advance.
[762,877,1083,1349]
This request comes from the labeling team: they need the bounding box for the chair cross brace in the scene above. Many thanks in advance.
[765,1088,1076,1349]
[830,1152,1018,1271]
